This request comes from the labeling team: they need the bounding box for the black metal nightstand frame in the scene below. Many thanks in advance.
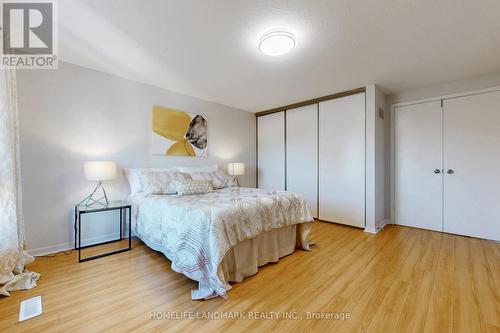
[74,203,132,262]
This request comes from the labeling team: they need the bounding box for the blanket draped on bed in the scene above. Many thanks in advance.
[131,187,313,299]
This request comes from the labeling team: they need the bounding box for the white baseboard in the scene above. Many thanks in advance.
[364,219,389,234]
[28,241,75,257]
[364,226,377,234]
[377,219,389,230]
[27,232,136,256]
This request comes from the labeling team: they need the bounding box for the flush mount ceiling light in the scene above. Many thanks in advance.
[258,30,296,56]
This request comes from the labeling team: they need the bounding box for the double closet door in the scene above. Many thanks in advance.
[395,90,500,241]
[257,92,366,227]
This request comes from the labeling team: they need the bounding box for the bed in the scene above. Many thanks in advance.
[126,167,314,300]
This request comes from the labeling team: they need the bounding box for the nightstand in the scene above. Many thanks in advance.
[74,202,131,262]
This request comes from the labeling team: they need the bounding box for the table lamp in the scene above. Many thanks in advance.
[78,161,117,207]
[227,162,245,187]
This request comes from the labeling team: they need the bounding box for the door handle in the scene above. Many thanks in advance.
[447,169,454,174]
[434,169,441,174]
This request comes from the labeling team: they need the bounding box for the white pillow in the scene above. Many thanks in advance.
[124,168,190,194]
[175,164,218,174]
[190,170,233,189]
[175,180,213,195]
[124,168,174,194]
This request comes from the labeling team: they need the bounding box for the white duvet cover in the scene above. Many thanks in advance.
[129,187,314,300]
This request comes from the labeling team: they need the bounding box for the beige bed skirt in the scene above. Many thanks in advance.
[219,223,311,284]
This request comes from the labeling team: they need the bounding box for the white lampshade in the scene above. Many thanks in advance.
[84,161,117,181]
[227,162,245,176]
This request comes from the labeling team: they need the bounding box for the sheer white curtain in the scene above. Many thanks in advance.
[0,69,40,296]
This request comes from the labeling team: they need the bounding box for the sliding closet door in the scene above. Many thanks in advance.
[257,112,285,191]
[319,93,365,227]
[286,105,318,217]
[394,101,443,231]
[443,91,500,241]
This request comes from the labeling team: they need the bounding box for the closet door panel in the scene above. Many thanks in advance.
[257,112,285,191]
[394,101,443,231]
[286,105,318,217]
[319,93,365,227]
[444,91,500,241]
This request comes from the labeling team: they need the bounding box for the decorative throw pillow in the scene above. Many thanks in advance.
[175,180,213,195]
[189,171,232,189]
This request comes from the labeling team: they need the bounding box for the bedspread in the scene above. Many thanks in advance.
[130,187,314,299]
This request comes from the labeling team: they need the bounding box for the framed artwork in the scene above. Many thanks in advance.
[152,106,207,157]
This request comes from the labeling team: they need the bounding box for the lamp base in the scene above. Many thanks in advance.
[77,181,109,207]
[233,176,240,187]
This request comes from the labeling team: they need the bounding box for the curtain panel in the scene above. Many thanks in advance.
[0,69,40,296]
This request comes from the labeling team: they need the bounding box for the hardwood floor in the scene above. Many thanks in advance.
[0,222,498,332]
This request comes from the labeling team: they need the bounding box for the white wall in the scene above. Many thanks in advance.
[386,72,500,106]
[374,87,386,229]
[365,85,387,233]
[17,61,256,254]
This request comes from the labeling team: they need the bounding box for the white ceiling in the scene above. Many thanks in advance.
[58,0,500,112]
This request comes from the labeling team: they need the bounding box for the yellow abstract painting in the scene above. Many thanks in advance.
[152,106,207,157]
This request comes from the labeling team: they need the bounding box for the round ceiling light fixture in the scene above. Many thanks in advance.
[258,30,296,56]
